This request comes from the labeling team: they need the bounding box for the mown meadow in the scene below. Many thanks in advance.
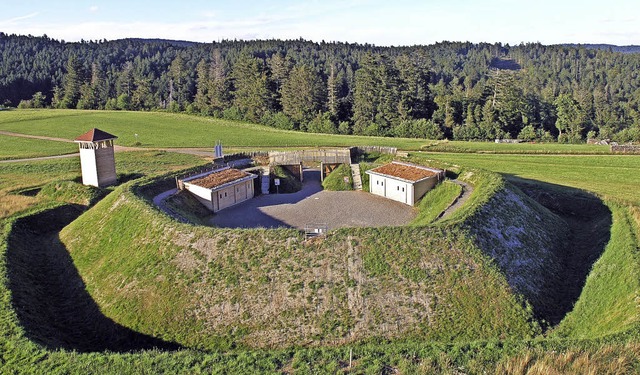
[0,109,427,149]
[420,152,640,205]
[0,109,638,373]
[0,109,617,154]
[0,134,77,160]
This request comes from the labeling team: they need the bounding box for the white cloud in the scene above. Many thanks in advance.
[89,5,99,13]
[202,10,216,19]
[0,12,39,25]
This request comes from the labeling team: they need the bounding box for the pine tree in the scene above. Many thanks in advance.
[352,54,379,135]
[194,59,210,113]
[554,93,585,143]
[326,64,339,120]
[231,53,271,121]
[60,55,84,108]
[281,64,325,127]
[169,53,189,108]
[131,76,153,110]
[208,49,230,113]
[268,52,292,110]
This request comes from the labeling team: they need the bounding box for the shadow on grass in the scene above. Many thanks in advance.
[506,176,612,326]
[15,187,41,197]
[6,204,181,352]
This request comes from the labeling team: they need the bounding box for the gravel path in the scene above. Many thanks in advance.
[152,188,190,223]
[0,130,75,143]
[438,180,474,220]
[0,153,80,163]
[210,169,416,230]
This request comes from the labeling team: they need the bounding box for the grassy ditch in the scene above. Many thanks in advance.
[553,202,640,338]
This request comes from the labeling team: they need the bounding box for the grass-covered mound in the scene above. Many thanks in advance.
[461,179,569,320]
[410,180,462,226]
[36,180,106,206]
[57,176,540,350]
[1,157,638,372]
[321,164,353,191]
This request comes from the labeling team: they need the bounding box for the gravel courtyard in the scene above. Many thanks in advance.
[209,169,416,230]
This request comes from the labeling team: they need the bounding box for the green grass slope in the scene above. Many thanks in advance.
[57,177,538,350]
[410,180,462,226]
[321,164,353,191]
[410,161,570,321]
[462,181,569,318]
[553,202,640,338]
[0,109,427,149]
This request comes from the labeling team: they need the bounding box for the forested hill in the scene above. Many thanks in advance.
[566,44,640,54]
[2,32,639,143]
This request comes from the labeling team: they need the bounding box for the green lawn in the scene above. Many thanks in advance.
[0,109,428,149]
[0,150,205,219]
[0,135,77,160]
[0,110,624,157]
[418,152,640,205]
[423,140,611,154]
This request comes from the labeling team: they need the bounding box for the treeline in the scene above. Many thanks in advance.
[2,32,640,142]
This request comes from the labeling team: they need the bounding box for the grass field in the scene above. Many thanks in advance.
[423,140,611,154]
[0,109,639,373]
[0,109,428,149]
[0,134,77,160]
[0,110,620,155]
[417,152,640,205]
[0,151,205,219]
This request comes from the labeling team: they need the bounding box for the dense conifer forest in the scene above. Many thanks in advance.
[2,32,640,142]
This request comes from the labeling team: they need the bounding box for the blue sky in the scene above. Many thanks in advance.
[1,0,638,46]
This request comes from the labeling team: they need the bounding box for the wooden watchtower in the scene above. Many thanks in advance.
[74,128,118,187]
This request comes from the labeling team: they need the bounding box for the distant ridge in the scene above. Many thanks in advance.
[121,38,201,47]
[565,43,640,54]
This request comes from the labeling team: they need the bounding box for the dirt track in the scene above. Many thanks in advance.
[439,180,474,220]
[0,130,215,162]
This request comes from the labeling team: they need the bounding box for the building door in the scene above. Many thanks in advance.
[218,186,236,210]
[236,182,247,201]
[371,176,386,196]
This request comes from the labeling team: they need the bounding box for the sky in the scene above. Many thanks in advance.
[1,0,638,46]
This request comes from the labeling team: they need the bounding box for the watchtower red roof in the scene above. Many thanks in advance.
[74,128,118,142]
